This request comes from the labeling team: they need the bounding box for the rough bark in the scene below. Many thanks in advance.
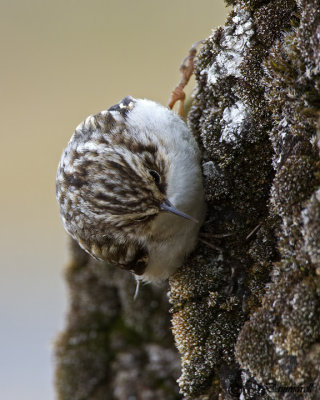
[55,1,320,399]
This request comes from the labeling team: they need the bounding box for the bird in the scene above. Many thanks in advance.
[56,96,205,283]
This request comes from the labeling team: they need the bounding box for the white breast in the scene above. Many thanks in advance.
[128,99,205,282]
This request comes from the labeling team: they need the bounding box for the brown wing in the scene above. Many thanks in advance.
[94,236,149,276]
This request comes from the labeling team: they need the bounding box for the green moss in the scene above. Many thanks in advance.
[235,1,320,397]
[169,0,320,398]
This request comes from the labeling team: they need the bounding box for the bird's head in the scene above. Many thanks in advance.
[56,96,197,259]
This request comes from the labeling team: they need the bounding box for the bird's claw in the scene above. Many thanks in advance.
[168,40,204,117]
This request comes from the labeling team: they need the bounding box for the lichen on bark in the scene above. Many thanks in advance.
[235,1,320,398]
[168,0,320,399]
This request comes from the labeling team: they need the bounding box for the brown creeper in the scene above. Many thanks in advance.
[56,96,205,282]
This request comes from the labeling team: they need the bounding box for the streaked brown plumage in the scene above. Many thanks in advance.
[56,96,205,282]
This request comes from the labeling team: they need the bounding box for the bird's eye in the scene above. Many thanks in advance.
[149,170,161,186]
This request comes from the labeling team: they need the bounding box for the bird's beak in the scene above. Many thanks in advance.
[160,199,198,223]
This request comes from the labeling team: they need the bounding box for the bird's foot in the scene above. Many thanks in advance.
[168,40,204,117]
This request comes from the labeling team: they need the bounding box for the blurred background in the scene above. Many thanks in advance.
[0,1,228,399]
